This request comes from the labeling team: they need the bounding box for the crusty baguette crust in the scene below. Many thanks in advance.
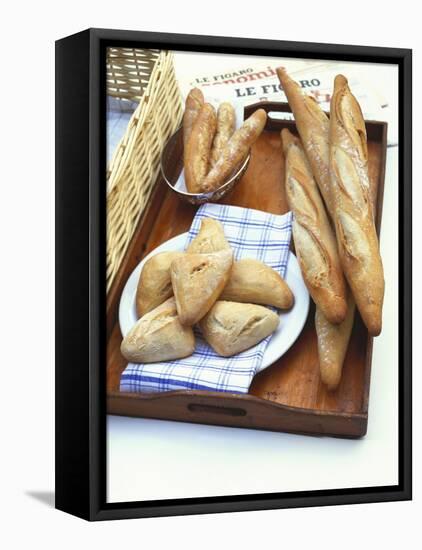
[329,75,384,336]
[282,128,347,324]
[183,88,204,148]
[201,109,267,192]
[184,102,217,193]
[277,68,334,218]
[210,102,236,166]
[315,294,355,391]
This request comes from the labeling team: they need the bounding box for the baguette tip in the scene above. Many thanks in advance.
[334,74,349,88]
[367,323,382,337]
[280,127,299,149]
[362,307,382,336]
[254,108,268,121]
[320,363,342,391]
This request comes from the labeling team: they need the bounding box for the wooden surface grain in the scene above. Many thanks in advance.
[106,108,387,437]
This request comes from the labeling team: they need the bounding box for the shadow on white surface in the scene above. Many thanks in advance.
[26,491,55,508]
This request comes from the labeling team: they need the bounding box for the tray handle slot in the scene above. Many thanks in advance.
[187,403,247,417]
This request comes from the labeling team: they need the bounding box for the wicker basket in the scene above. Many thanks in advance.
[106,48,183,291]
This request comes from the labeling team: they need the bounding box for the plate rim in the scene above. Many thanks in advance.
[118,231,310,372]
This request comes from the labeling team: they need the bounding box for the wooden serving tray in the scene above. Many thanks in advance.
[107,101,387,438]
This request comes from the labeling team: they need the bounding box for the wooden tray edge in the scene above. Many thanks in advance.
[106,102,387,438]
[107,390,368,438]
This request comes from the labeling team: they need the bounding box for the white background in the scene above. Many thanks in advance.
[1,1,419,548]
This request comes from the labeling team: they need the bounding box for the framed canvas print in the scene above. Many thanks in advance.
[55,28,412,521]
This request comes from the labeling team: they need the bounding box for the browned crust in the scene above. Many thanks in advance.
[184,102,217,193]
[210,102,236,166]
[277,67,333,217]
[329,75,384,336]
[282,128,347,324]
[201,109,267,192]
[315,293,355,390]
[183,88,204,148]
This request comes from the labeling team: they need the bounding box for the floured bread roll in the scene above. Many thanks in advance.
[136,251,185,318]
[170,249,233,325]
[200,301,279,357]
[187,218,231,254]
[220,258,294,309]
[121,297,195,363]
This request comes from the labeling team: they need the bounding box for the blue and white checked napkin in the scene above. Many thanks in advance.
[120,203,293,394]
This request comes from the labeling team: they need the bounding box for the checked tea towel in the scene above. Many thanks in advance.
[120,203,293,394]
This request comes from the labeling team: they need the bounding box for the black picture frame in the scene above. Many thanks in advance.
[55,28,412,521]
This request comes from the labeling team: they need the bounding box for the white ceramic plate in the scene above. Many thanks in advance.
[119,233,310,372]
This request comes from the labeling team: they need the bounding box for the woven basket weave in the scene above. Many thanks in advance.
[106,48,183,291]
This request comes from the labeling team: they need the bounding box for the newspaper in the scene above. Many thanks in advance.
[107,57,397,166]
[176,59,397,146]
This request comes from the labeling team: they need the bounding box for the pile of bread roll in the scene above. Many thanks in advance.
[183,88,267,193]
[277,69,385,390]
[121,218,294,363]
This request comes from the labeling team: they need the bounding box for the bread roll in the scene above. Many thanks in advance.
[200,301,279,357]
[121,298,195,363]
[330,75,384,336]
[183,88,204,148]
[315,294,355,391]
[277,68,334,217]
[170,249,233,326]
[184,103,217,193]
[282,128,347,324]
[188,220,292,309]
[201,109,267,193]
[136,251,184,317]
[187,218,231,254]
[210,102,236,166]
[220,258,294,309]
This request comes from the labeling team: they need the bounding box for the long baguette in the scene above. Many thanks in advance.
[201,109,267,192]
[277,67,334,218]
[282,128,347,324]
[183,88,204,148]
[184,102,217,193]
[210,102,236,166]
[329,74,384,336]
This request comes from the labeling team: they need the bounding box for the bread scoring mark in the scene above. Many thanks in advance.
[303,94,330,128]
[211,313,226,330]
[339,91,368,162]
[190,261,208,275]
[337,211,371,262]
[305,133,331,211]
[332,146,368,209]
[237,315,264,336]
[293,220,329,288]
[287,170,320,224]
